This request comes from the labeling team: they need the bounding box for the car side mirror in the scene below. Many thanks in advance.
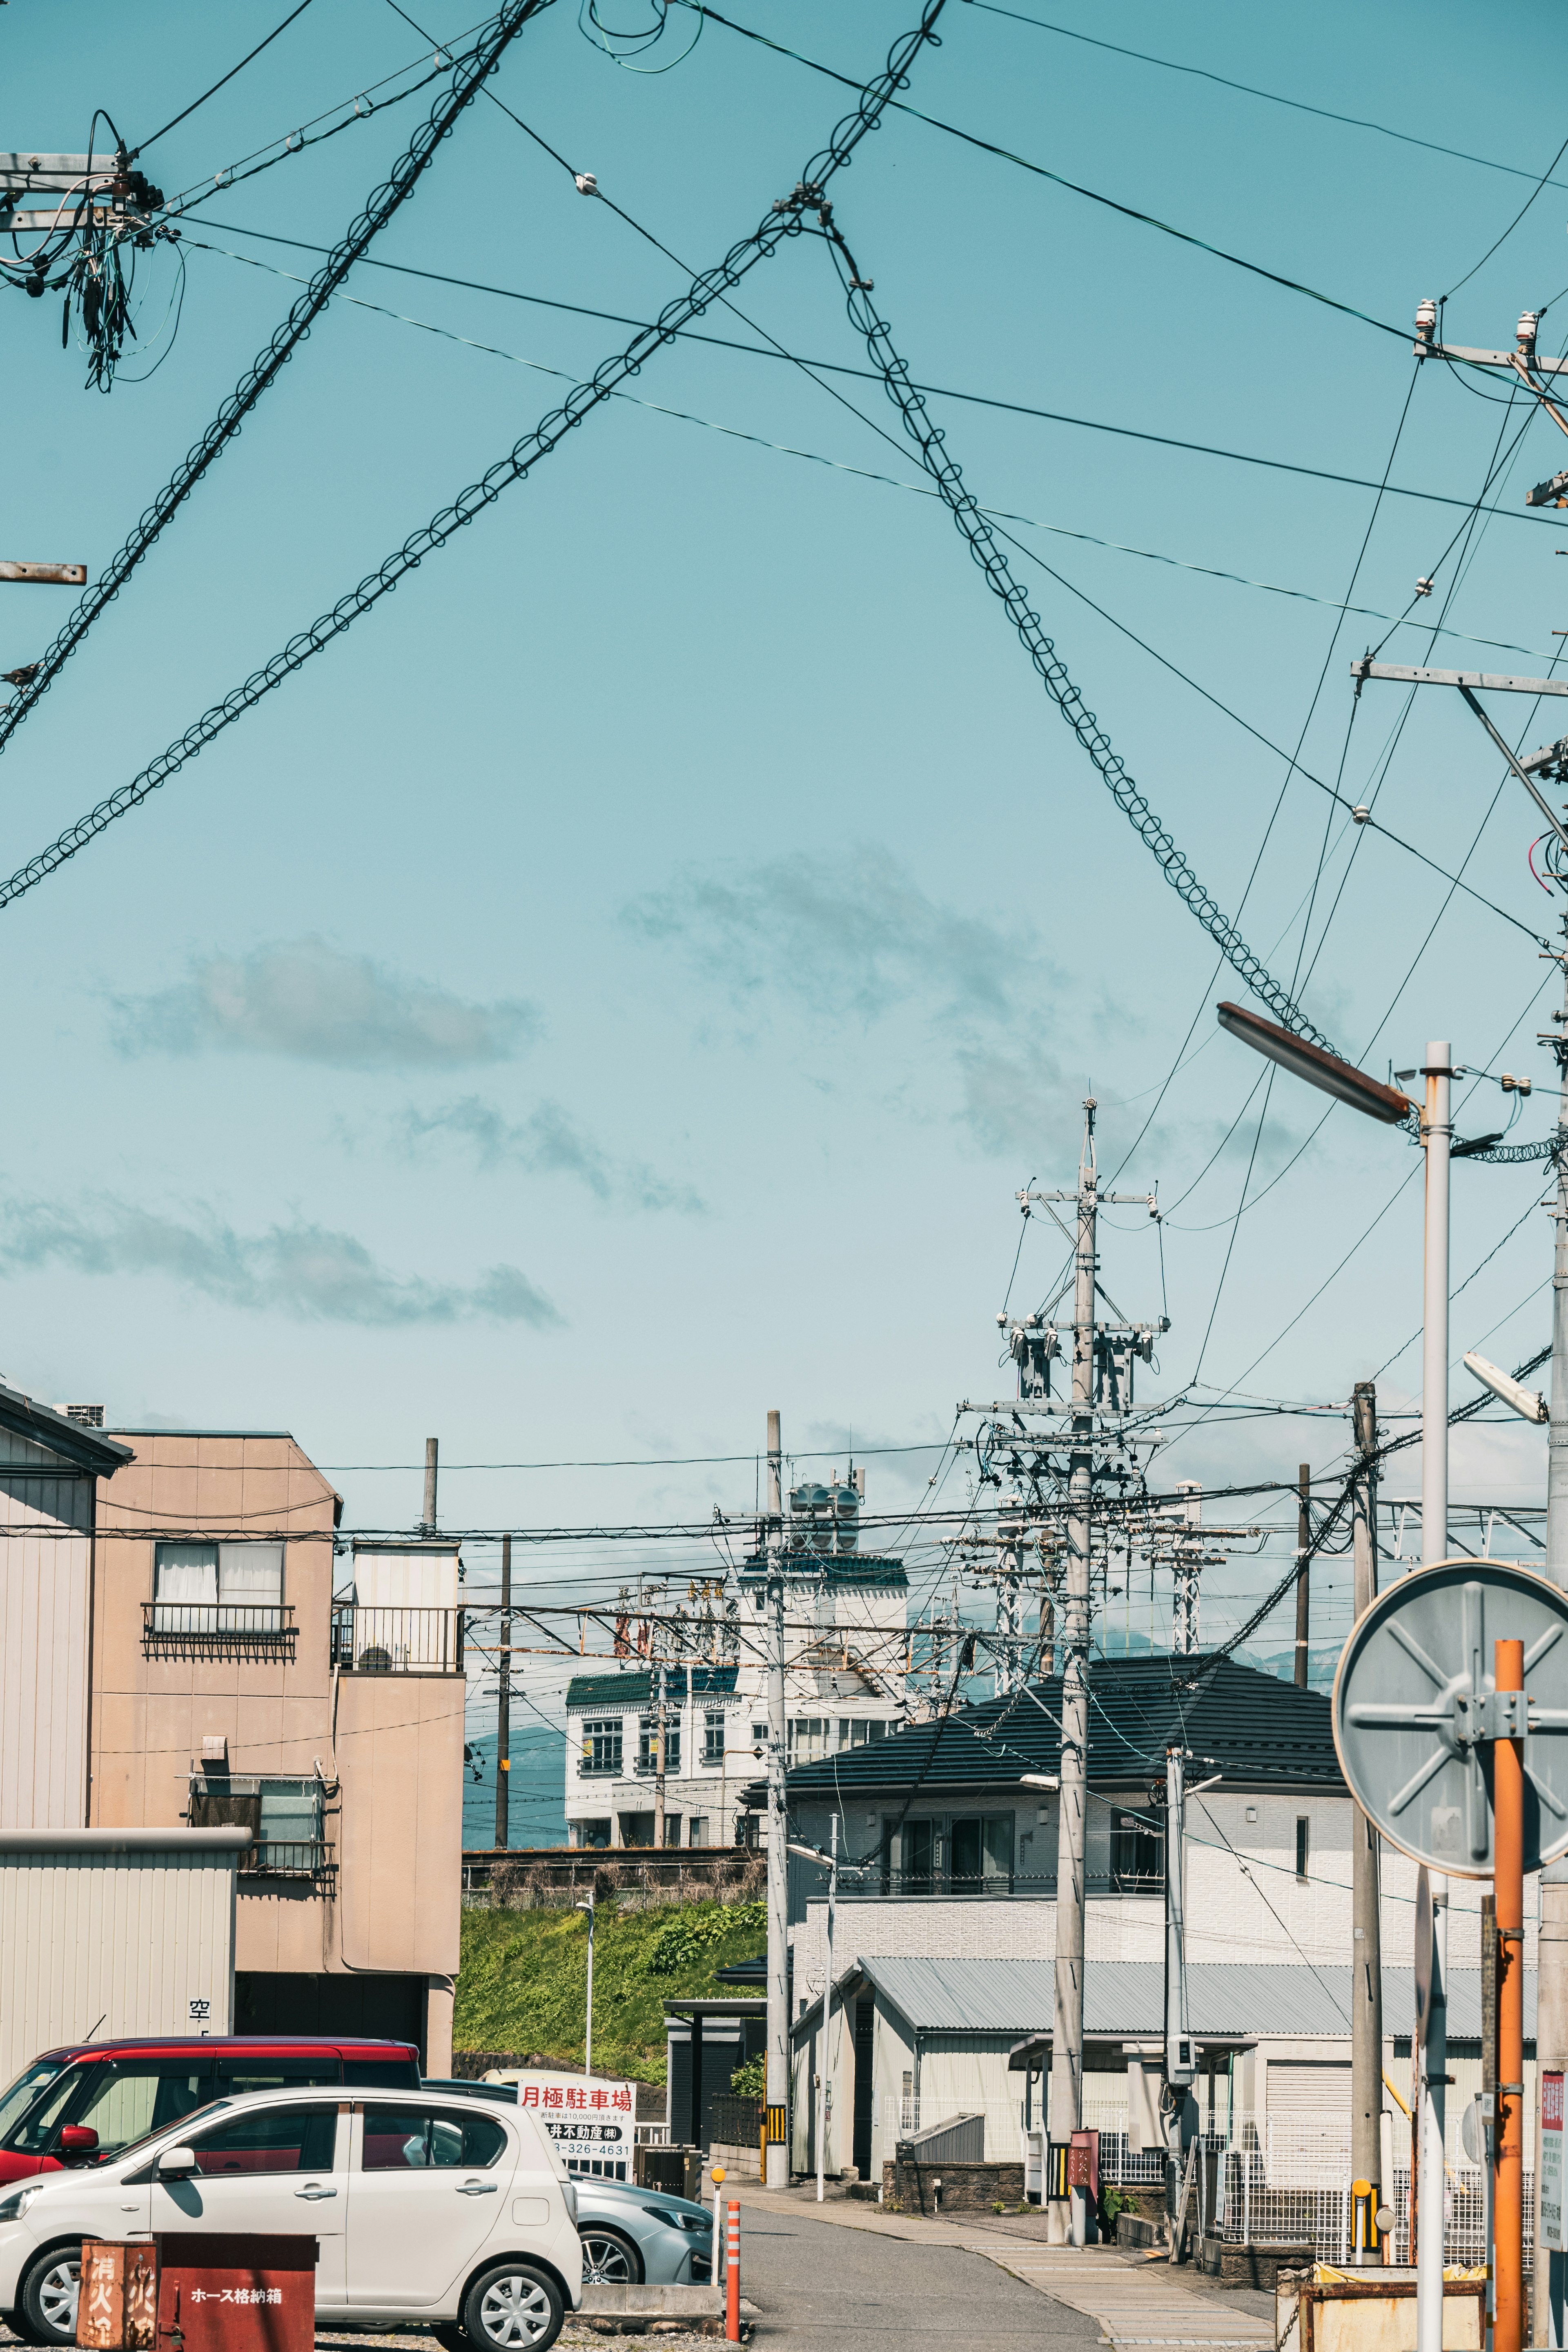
[156,2147,197,2177]
[58,2127,99,2156]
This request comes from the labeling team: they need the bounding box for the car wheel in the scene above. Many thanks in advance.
[461,2261,564,2352]
[19,2245,81,2348]
[578,2226,643,2285]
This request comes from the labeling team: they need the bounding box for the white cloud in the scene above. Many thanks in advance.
[113,937,539,1070]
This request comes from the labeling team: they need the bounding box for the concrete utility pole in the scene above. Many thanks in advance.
[765,1408,788,2188]
[1548,925,1568,1584]
[495,1532,511,1850]
[1417,1871,1450,2352]
[1349,1383,1383,2258]
[1421,1048,1452,1565]
[1163,1742,1193,2247]
[1050,1101,1099,2244]
[1539,1856,1568,2345]
[653,1657,668,1851]
[1545,931,1568,2344]
[1294,1464,1312,1688]
[422,1436,439,1536]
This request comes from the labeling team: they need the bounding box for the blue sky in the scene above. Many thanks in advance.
[6,0,1568,1833]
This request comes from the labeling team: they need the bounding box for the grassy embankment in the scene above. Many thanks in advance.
[455,1899,765,2086]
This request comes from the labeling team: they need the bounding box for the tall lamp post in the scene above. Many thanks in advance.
[1216,1002,1427,2268]
[577,1897,596,2080]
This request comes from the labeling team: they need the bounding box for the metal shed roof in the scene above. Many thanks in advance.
[826,1957,1533,2040]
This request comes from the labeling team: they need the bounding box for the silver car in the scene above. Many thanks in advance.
[421,2087,713,2285]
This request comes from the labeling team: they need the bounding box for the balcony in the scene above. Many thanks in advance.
[578,1756,623,1778]
[247,1839,337,1890]
[331,1604,463,1675]
[143,1602,296,1662]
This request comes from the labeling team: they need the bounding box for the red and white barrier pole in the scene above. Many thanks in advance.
[725,2199,741,2343]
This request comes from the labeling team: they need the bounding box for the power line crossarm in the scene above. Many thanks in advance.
[822,240,1335,1050]
[0,0,557,762]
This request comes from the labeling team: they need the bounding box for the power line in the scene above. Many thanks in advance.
[0,0,555,763]
[676,0,1408,341]
[0,6,948,913]
[178,218,1568,533]
[959,0,1568,199]
[133,0,319,158]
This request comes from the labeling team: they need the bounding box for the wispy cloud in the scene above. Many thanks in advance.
[0,1198,561,1327]
[625,845,1038,1027]
[113,937,539,1070]
[402,1098,706,1215]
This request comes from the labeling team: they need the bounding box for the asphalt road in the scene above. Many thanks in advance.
[737,2203,1106,2352]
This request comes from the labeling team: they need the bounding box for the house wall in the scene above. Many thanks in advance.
[89,1432,462,2065]
[0,1432,101,1831]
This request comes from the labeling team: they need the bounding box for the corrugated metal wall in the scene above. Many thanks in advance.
[0,1850,236,2078]
[0,1438,94,1831]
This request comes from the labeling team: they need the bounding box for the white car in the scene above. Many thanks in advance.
[0,2082,582,2352]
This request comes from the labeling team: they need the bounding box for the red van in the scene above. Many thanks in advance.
[0,2037,421,2185]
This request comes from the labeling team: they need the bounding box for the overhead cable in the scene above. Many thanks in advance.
[0,0,557,763]
[674,0,1408,341]
[176,218,1568,531]
[133,0,319,157]
[960,1,1568,198]
[815,227,1336,1048]
[0,4,950,910]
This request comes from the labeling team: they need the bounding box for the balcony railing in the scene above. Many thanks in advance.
[578,1755,623,1778]
[633,1754,681,1777]
[846,1868,1163,1901]
[143,1602,296,1662]
[245,1839,336,1889]
[331,1604,463,1675]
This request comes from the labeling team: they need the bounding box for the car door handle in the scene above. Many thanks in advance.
[456,2181,499,2195]
[295,2185,338,2200]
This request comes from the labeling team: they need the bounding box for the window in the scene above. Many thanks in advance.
[575,1819,612,1850]
[581,1719,623,1776]
[214,2056,341,2098]
[154,1542,284,1626]
[191,1776,328,1877]
[1296,1817,1310,1880]
[885,1818,933,1894]
[13,2059,216,2162]
[1111,1811,1165,1890]
[949,1817,1013,1888]
[190,2103,338,2176]
[361,2105,508,2171]
[638,1714,681,1774]
[836,1720,888,1749]
[787,1718,829,1765]
[703,1709,727,1766]
[688,1817,708,1847]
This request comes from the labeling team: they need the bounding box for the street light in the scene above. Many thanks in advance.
[1216,1002,1450,1566]
[576,1898,595,2081]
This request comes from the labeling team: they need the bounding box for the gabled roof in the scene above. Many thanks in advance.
[0,1385,133,1474]
[795,1957,1533,2042]
[565,1664,739,1712]
[779,1652,1344,1799]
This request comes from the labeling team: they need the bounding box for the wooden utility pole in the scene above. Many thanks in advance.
[495,1533,511,1850]
[1295,1464,1311,1688]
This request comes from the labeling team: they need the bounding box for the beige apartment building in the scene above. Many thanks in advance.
[85,1426,463,2074]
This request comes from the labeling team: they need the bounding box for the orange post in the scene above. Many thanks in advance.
[1495,1638,1526,2352]
[725,2197,741,2343]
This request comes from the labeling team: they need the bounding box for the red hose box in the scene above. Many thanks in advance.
[155,2236,317,2352]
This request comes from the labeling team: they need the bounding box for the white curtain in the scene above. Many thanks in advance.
[218,1543,283,1607]
[155,1544,218,1607]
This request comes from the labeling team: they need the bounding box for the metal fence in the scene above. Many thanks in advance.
[331,1604,462,1674]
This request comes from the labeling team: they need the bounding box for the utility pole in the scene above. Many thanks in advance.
[765,1408,788,2189]
[1349,1383,1383,2260]
[1417,1871,1450,2352]
[816,1811,839,2204]
[1164,1742,1193,2251]
[495,1532,511,1850]
[1050,1101,1098,2246]
[654,1657,668,1851]
[1294,1464,1312,1688]
[422,1436,439,1537]
[1544,924,1568,2352]
[1421,1047,1452,1565]
[1548,920,1568,1579]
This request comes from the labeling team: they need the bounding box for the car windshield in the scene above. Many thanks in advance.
[0,2059,66,2143]
[10,2060,219,2162]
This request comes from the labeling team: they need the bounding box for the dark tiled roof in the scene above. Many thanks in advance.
[736,1552,909,1590]
[780,1652,1344,1799]
[565,1664,739,1712]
